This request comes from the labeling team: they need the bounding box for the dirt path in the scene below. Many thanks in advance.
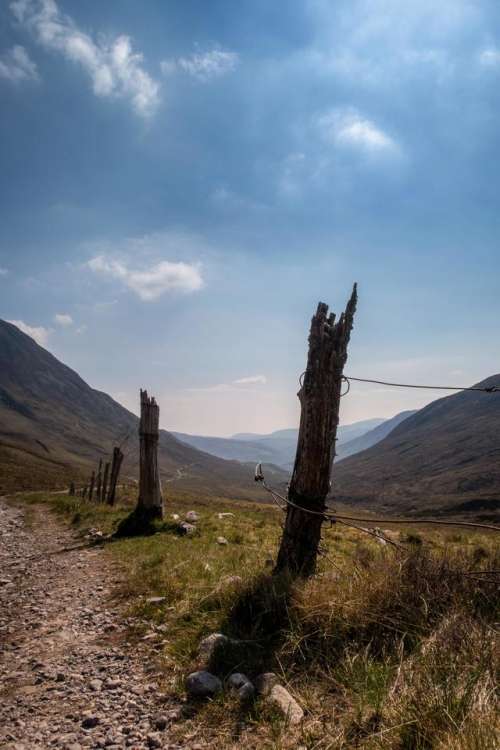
[0,498,181,750]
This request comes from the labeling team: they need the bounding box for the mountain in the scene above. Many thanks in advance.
[333,376,500,519]
[176,418,387,469]
[0,320,286,498]
[336,410,417,460]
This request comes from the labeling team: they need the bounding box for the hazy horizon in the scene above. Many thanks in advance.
[2,1,499,436]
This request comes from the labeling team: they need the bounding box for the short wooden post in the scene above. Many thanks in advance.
[275,285,357,577]
[101,461,110,503]
[107,447,124,506]
[69,481,75,496]
[137,389,163,519]
[82,486,87,500]
[88,471,95,503]
[95,459,103,503]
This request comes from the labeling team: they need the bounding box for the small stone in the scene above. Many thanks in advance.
[152,714,169,731]
[81,716,100,729]
[146,733,162,748]
[217,512,234,519]
[216,536,228,545]
[227,672,250,690]
[268,685,304,725]
[104,678,121,690]
[178,522,196,535]
[255,672,280,696]
[185,671,222,698]
[185,511,199,522]
[238,682,255,701]
[171,513,180,521]
[198,632,229,661]
[89,679,103,692]
[146,596,166,605]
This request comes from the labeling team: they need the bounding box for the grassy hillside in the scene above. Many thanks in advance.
[0,319,287,499]
[334,376,500,519]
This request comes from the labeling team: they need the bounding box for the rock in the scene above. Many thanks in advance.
[216,536,228,545]
[185,511,199,522]
[145,597,166,605]
[268,685,304,725]
[104,678,121,690]
[185,671,222,698]
[217,512,234,519]
[178,522,196,536]
[146,733,162,748]
[238,682,255,701]
[171,513,180,521]
[227,672,251,690]
[151,714,169,731]
[255,672,280,696]
[89,679,103,692]
[198,633,229,661]
[81,716,100,729]
[216,575,242,592]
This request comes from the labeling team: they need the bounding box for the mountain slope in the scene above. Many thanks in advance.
[0,320,286,497]
[333,376,500,518]
[336,410,417,460]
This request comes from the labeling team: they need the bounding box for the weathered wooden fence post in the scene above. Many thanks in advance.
[69,481,75,496]
[136,389,163,519]
[101,461,110,503]
[95,459,103,503]
[88,471,95,503]
[107,447,124,506]
[275,285,357,577]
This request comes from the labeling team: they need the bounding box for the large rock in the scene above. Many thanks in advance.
[185,511,199,522]
[255,672,280,696]
[268,685,304,725]
[198,633,229,662]
[185,671,222,698]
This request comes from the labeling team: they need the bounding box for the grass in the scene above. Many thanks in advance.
[10,487,500,749]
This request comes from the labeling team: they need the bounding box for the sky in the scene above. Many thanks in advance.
[1,0,499,437]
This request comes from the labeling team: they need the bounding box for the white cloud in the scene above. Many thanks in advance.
[87,255,204,301]
[0,44,38,82]
[233,375,267,385]
[318,109,399,153]
[479,48,500,67]
[0,267,8,276]
[7,319,50,346]
[53,312,73,326]
[10,0,159,117]
[161,48,239,81]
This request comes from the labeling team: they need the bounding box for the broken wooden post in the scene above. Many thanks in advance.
[107,447,124,506]
[136,389,163,519]
[275,285,357,577]
[101,461,110,503]
[95,459,103,503]
[69,481,75,496]
[88,471,95,503]
[82,486,87,500]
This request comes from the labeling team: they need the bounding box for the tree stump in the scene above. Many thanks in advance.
[275,285,357,577]
[107,447,124,506]
[136,389,163,520]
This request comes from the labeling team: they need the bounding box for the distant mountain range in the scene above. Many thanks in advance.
[173,418,388,469]
[1,318,499,520]
[0,319,286,498]
[333,376,500,520]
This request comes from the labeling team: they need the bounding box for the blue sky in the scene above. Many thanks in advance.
[1,0,499,436]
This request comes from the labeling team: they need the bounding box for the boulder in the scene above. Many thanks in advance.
[198,632,229,661]
[268,685,304,725]
[185,511,199,522]
[185,671,222,698]
[255,672,280,696]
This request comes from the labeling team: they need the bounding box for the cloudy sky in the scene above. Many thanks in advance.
[1,0,499,436]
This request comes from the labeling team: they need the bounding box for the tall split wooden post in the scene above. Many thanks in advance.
[137,389,163,520]
[275,285,357,577]
[88,471,96,503]
[107,447,124,506]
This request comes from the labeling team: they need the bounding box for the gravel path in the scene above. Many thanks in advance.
[0,498,182,750]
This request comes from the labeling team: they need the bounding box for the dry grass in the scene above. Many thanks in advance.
[11,490,500,749]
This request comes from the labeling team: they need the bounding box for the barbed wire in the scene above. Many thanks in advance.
[299,371,499,394]
[255,468,500,534]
